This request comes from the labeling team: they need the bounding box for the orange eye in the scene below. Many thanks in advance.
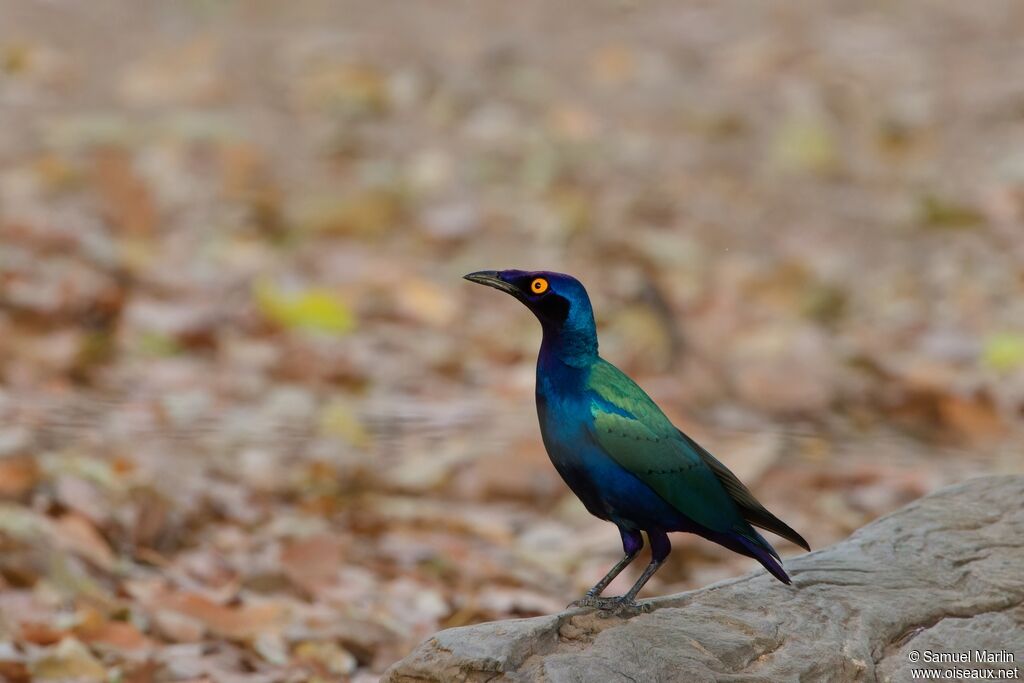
[530,278,549,294]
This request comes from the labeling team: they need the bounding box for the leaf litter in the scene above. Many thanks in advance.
[1,1,1022,679]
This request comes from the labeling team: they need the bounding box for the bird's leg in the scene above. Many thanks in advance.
[569,529,643,609]
[609,530,671,615]
[569,551,638,609]
[589,550,638,595]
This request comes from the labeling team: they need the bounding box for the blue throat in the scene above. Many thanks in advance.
[539,311,598,369]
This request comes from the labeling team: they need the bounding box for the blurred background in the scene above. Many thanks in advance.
[1,1,1023,680]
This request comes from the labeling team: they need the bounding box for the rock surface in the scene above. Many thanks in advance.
[385,476,1024,682]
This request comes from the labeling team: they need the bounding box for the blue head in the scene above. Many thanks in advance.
[464,269,598,364]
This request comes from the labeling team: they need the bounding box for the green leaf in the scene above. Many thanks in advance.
[982,332,1024,372]
[137,331,181,357]
[254,280,355,335]
[772,116,838,174]
[319,399,370,448]
[918,194,984,230]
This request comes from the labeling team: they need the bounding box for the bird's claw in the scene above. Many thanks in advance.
[568,595,621,610]
[600,597,653,618]
[569,595,653,616]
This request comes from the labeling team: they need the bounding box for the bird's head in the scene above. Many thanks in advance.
[463,270,597,359]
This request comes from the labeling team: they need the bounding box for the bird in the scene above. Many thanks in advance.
[464,269,809,612]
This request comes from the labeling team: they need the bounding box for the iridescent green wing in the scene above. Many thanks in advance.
[585,359,742,534]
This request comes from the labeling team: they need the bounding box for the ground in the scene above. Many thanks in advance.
[0,1,1023,680]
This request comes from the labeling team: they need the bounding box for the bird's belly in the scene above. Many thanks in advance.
[536,378,692,531]
[540,436,612,520]
[541,428,689,531]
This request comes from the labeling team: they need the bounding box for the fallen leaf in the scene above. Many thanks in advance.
[938,392,1005,441]
[318,400,370,448]
[294,188,404,237]
[46,549,117,605]
[0,457,39,498]
[18,622,68,646]
[52,513,117,572]
[982,332,1024,372]
[254,631,289,666]
[155,592,285,641]
[77,619,154,653]
[151,609,204,643]
[92,147,157,235]
[295,63,390,116]
[546,103,599,141]
[393,278,458,327]
[0,504,49,539]
[591,44,636,86]
[280,534,345,592]
[118,36,224,107]
[919,194,984,230]
[0,660,30,683]
[450,438,562,503]
[772,115,838,174]
[30,637,107,682]
[293,640,357,676]
[254,280,355,335]
[54,476,111,525]
[121,660,161,683]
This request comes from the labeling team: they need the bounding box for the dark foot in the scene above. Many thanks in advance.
[599,597,654,618]
[569,595,654,615]
[568,595,621,610]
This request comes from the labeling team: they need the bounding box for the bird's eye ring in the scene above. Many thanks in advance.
[530,278,549,294]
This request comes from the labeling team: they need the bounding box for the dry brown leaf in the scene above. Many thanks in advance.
[121,660,162,683]
[280,534,345,591]
[294,62,390,115]
[591,44,636,85]
[52,513,117,571]
[0,660,30,683]
[151,609,204,643]
[18,621,68,646]
[450,438,562,503]
[30,637,107,682]
[54,476,111,525]
[92,148,157,235]
[77,619,154,652]
[118,36,224,106]
[293,640,357,676]
[938,393,1006,441]
[0,457,40,499]
[129,487,175,552]
[393,278,458,327]
[155,593,285,641]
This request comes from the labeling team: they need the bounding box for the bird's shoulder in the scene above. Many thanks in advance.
[584,358,704,477]
[585,358,678,439]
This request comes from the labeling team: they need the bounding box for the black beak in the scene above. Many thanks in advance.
[463,271,525,300]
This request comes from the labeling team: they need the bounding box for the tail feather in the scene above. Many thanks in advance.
[743,506,809,552]
[678,429,811,551]
[698,526,793,585]
[734,533,792,585]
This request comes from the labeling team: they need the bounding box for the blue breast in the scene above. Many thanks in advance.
[535,357,692,531]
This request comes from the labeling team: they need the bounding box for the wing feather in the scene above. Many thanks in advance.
[586,361,739,533]
[676,429,810,550]
[587,359,808,550]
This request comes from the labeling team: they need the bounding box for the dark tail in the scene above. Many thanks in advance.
[734,533,792,585]
[700,526,793,584]
[678,429,810,551]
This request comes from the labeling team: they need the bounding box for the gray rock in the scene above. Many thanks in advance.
[384,476,1024,682]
